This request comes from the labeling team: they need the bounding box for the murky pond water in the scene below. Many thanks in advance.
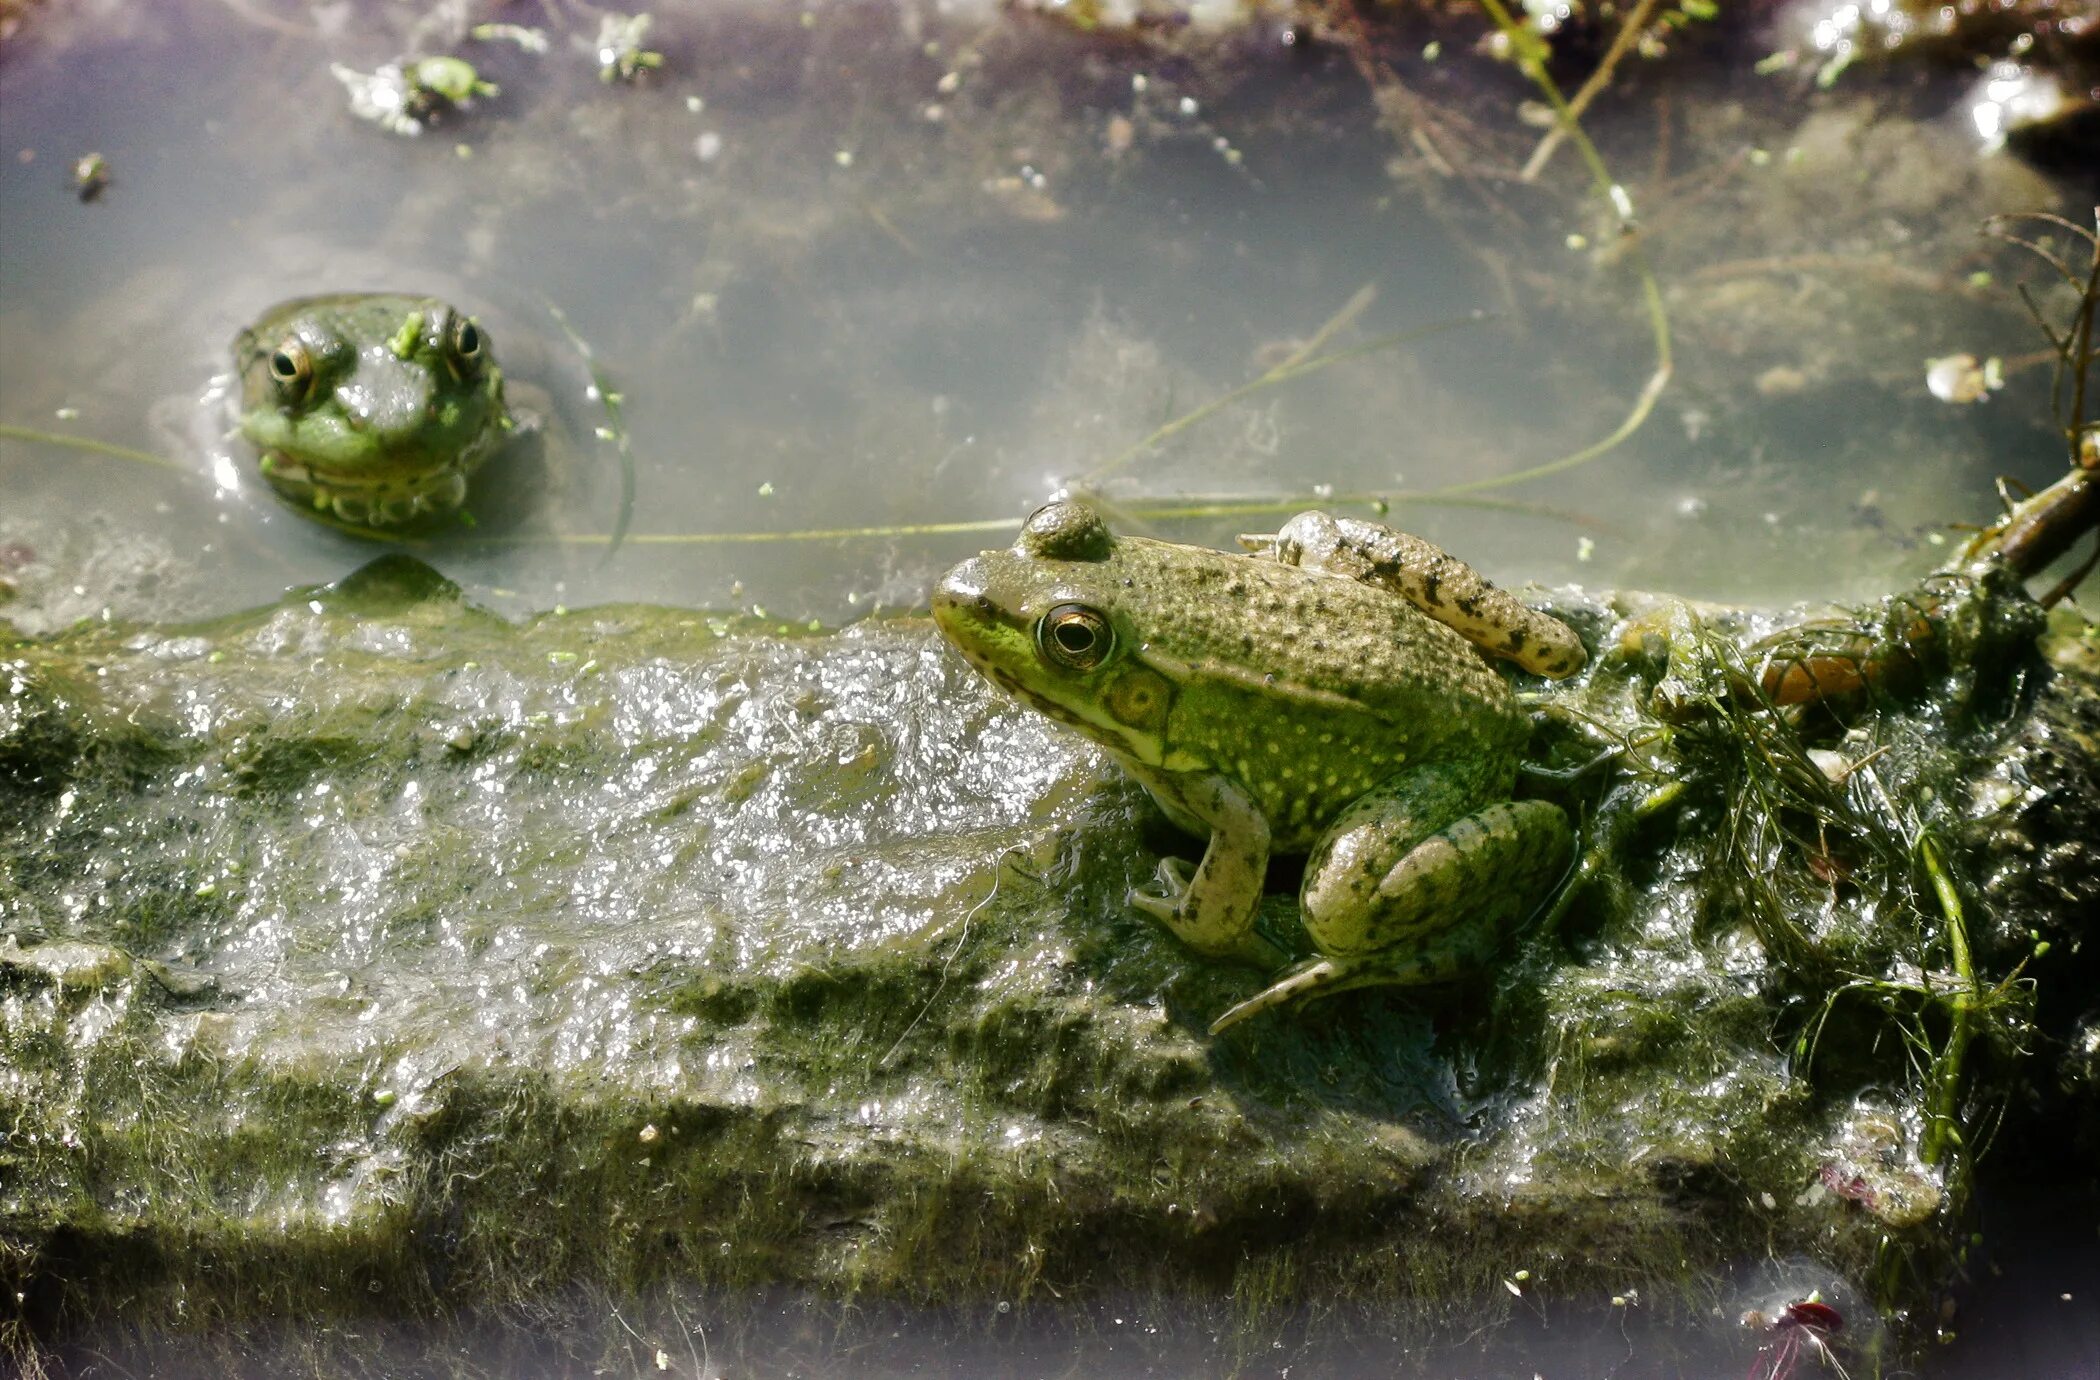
[3,0,2085,633]
[4,0,2096,1376]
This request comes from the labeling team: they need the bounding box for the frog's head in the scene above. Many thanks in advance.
[234,293,509,528]
[932,499,1176,766]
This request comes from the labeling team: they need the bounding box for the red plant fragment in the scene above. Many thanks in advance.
[1779,1299,1844,1336]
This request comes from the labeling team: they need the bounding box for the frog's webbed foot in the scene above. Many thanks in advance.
[1130,858,1286,969]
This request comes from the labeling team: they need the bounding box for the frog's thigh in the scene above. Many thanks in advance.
[1301,793,1571,970]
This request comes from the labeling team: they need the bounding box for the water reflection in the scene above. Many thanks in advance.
[1969,59,2069,151]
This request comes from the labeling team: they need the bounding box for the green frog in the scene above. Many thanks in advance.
[233,293,512,530]
[932,500,1586,1034]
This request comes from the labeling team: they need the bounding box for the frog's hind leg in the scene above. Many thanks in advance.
[1240,511,1587,678]
[1209,796,1570,1034]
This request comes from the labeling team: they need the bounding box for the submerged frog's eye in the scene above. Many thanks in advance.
[268,339,314,399]
[449,316,487,374]
[1037,603,1113,671]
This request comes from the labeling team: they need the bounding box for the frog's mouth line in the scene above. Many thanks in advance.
[256,449,481,529]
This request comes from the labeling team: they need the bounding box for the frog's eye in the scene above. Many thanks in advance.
[1037,603,1113,671]
[268,339,314,399]
[449,316,487,375]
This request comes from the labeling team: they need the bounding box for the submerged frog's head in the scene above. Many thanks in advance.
[932,499,1177,766]
[234,293,509,528]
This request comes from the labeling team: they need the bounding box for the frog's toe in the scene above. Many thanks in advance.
[1130,860,1285,968]
[1128,857,1195,918]
[1208,957,1342,1035]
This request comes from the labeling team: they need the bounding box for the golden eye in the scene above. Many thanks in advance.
[1037,603,1113,671]
[268,339,314,398]
[450,316,486,373]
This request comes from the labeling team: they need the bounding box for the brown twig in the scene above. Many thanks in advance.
[1520,0,1664,182]
[1964,465,2099,580]
[1318,4,1530,232]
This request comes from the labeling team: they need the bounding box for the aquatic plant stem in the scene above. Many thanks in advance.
[1080,304,1487,487]
[2065,211,2097,463]
[1436,0,1674,500]
[1917,834,1974,1170]
[0,424,182,470]
[544,301,637,560]
[471,490,1601,547]
[1984,210,2100,463]
[1518,0,1663,183]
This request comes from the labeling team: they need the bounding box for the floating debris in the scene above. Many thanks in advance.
[592,13,663,84]
[72,151,108,201]
[470,22,549,54]
[331,56,498,138]
[1925,352,2004,405]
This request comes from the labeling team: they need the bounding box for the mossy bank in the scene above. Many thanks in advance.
[3,555,2095,1366]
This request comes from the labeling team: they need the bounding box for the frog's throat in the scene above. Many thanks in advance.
[978,662,1163,767]
[254,438,492,528]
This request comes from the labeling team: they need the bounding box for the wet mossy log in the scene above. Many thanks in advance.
[2,553,2095,1339]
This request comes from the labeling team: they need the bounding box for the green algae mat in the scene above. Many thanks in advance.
[4,554,2096,1358]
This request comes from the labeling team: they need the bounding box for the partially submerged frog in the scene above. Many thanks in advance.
[233,293,511,529]
[933,501,1587,1033]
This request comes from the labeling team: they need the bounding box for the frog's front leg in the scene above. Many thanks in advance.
[1208,780,1570,1033]
[1240,511,1587,679]
[1124,766,1289,969]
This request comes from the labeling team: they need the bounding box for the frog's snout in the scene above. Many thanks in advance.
[334,350,443,441]
[930,561,993,637]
